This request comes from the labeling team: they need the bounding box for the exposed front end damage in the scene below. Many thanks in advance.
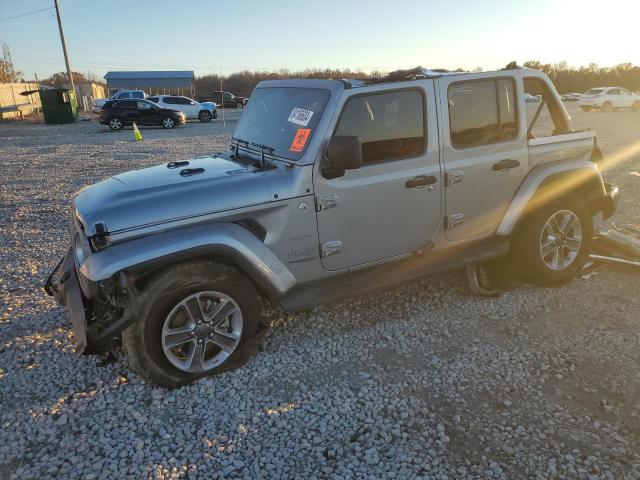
[45,248,136,354]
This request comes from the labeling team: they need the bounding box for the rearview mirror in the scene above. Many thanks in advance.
[323,136,362,179]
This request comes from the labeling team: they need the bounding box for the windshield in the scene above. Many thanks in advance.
[232,87,331,161]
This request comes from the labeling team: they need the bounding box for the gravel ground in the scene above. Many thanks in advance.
[1,104,640,479]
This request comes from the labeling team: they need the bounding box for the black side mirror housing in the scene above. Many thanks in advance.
[322,136,362,179]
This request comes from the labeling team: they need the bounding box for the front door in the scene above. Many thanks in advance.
[437,73,528,241]
[314,84,442,271]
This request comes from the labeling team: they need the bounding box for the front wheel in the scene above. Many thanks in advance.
[122,261,262,387]
[632,101,640,112]
[511,200,592,286]
[162,116,175,129]
[198,110,212,122]
[602,101,613,112]
[236,103,243,109]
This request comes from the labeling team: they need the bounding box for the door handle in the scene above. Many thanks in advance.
[405,175,437,189]
[492,159,521,171]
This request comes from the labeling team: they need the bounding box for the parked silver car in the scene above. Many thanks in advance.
[47,66,618,387]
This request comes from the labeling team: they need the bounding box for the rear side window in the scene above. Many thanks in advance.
[448,78,518,148]
[148,97,159,103]
[163,97,176,104]
[131,92,144,99]
[115,101,136,109]
[334,89,425,164]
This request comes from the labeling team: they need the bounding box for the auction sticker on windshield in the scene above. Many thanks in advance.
[288,107,314,127]
[290,128,311,152]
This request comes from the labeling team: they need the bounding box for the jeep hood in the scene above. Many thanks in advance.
[74,155,273,235]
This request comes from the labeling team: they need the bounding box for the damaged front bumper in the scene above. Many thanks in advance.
[601,182,619,219]
[45,248,134,354]
[44,248,88,352]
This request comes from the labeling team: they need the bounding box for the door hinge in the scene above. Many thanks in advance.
[320,240,343,258]
[445,170,464,186]
[315,194,338,212]
[445,213,464,229]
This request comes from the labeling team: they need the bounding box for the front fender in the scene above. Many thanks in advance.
[78,223,296,298]
[497,159,606,236]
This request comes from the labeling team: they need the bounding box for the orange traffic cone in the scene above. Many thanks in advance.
[133,122,143,141]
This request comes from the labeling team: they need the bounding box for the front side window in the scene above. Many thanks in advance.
[131,92,144,99]
[608,89,620,95]
[148,97,159,103]
[448,78,518,148]
[334,90,425,164]
[163,97,176,104]
[137,101,152,110]
[176,97,192,105]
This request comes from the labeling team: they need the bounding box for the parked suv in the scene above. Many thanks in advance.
[579,87,640,112]
[47,66,618,387]
[99,99,186,130]
[211,91,247,109]
[148,95,217,122]
[93,90,147,113]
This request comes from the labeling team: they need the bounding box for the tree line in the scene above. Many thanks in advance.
[4,61,640,96]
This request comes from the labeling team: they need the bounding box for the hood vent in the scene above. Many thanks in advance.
[167,161,189,169]
[179,168,205,177]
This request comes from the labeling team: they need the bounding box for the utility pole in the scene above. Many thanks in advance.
[53,0,74,92]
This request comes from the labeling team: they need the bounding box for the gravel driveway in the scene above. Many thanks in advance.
[1,105,640,479]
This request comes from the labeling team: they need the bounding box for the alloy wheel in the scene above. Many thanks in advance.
[109,118,122,130]
[539,209,583,271]
[161,291,243,373]
[163,117,175,128]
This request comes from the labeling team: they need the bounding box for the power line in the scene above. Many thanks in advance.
[0,6,54,22]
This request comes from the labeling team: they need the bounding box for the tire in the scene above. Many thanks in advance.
[511,198,592,286]
[212,111,218,119]
[122,261,263,387]
[602,101,613,112]
[108,117,123,130]
[236,103,243,109]
[198,110,212,123]
[162,117,175,129]
[580,106,591,112]
[632,101,640,112]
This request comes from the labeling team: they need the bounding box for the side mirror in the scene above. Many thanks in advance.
[322,136,362,179]
[190,101,196,105]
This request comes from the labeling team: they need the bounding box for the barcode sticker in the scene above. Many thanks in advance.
[287,107,314,127]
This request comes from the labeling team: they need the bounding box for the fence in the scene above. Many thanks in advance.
[0,83,41,120]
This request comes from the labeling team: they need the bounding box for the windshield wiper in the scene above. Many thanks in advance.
[230,136,250,159]
[251,142,275,169]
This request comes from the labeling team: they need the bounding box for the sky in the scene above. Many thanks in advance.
[1,0,639,81]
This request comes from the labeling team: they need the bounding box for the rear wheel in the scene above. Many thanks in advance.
[580,106,591,112]
[108,117,123,130]
[236,102,243,109]
[602,101,613,112]
[162,116,175,129]
[198,110,212,122]
[122,261,262,387]
[511,199,592,286]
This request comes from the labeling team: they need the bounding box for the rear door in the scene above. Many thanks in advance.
[115,100,140,124]
[620,88,635,108]
[437,72,528,241]
[314,83,442,270]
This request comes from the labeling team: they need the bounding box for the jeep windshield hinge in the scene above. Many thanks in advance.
[316,194,338,212]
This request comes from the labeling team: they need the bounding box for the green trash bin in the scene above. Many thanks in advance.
[40,88,78,124]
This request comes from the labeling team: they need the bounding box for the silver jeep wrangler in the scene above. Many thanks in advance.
[46,66,618,387]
